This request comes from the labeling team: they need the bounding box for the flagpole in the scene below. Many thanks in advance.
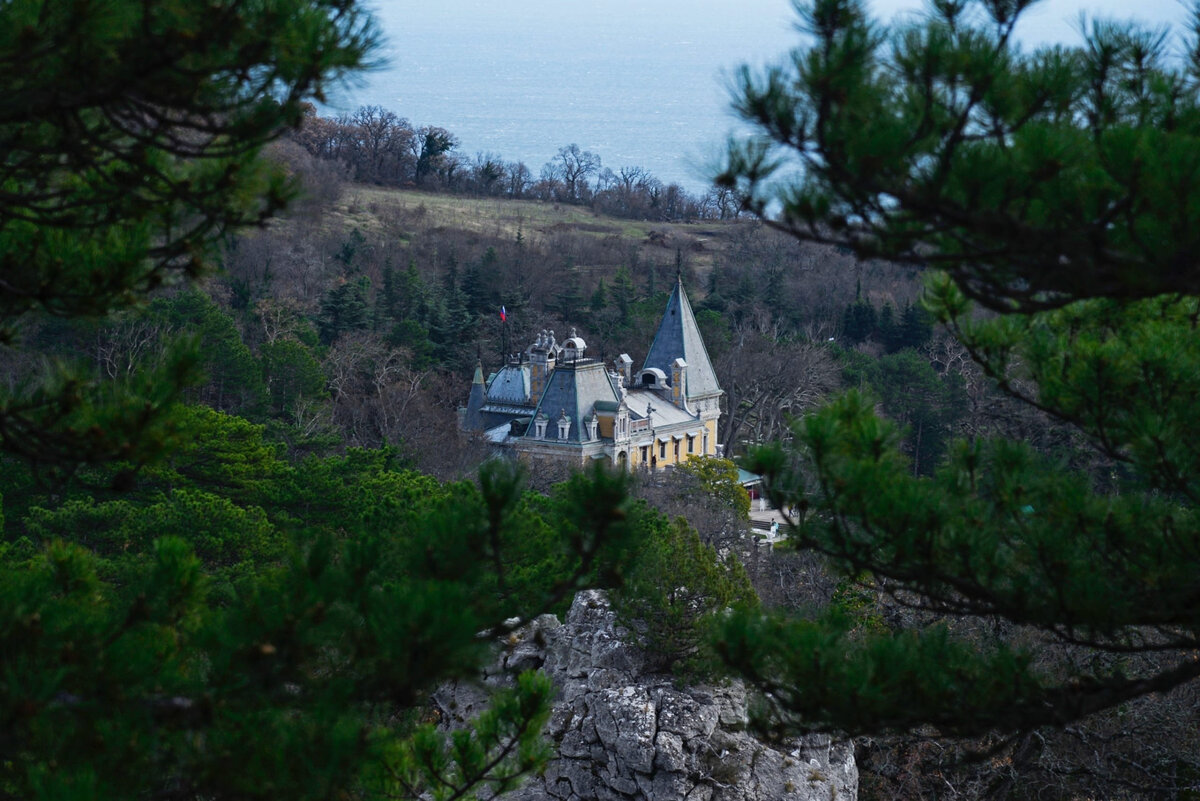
[500,305,509,361]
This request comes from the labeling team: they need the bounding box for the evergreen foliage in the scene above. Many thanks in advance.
[155,291,269,417]
[613,515,757,674]
[717,0,1200,742]
[318,277,373,344]
[0,3,671,798]
[874,350,967,475]
[260,338,328,417]
[610,266,637,325]
[0,411,648,799]
[0,0,373,469]
[840,299,876,344]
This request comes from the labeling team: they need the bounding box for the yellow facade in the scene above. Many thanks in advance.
[597,415,615,439]
[610,422,718,471]
[466,278,723,472]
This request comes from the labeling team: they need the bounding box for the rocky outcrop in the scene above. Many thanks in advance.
[434,590,856,801]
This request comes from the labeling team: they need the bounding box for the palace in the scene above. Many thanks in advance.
[462,275,722,470]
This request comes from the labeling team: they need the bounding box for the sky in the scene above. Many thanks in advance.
[875,0,1189,44]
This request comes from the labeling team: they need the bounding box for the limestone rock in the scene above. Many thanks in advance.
[436,590,857,801]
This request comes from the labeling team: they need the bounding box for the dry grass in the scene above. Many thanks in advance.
[314,183,760,286]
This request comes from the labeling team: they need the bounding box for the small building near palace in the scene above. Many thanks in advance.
[462,275,722,471]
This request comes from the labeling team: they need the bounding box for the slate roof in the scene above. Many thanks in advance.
[480,403,534,416]
[484,423,512,444]
[486,364,532,405]
[525,359,620,444]
[463,362,486,430]
[624,389,697,427]
[641,276,721,399]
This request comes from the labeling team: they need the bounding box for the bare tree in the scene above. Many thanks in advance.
[351,105,414,182]
[505,161,532,198]
[717,330,840,455]
[253,298,308,346]
[323,331,443,452]
[292,104,354,161]
[704,184,740,220]
[94,314,172,379]
[469,152,505,196]
[551,143,601,202]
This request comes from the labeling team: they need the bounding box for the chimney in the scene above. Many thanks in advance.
[529,330,552,406]
[617,353,633,387]
[671,357,688,409]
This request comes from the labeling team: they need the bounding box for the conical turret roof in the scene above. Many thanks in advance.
[464,360,486,430]
[641,276,721,399]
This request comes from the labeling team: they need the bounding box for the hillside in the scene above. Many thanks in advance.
[254,153,929,359]
[309,184,760,289]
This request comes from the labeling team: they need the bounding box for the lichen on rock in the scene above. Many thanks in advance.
[433,590,857,801]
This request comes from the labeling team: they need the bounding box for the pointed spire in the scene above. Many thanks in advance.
[641,276,721,400]
[464,359,487,430]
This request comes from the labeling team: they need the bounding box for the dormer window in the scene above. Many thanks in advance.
[562,327,587,361]
[640,367,667,387]
[557,411,571,439]
[587,414,598,441]
[534,412,548,439]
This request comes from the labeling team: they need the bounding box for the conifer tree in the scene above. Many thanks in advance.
[875,302,897,350]
[716,0,1200,740]
[379,261,399,327]
[611,265,638,325]
[840,299,876,344]
[318,277,372,344]
[0,0,373,470]
[0,3,638,799]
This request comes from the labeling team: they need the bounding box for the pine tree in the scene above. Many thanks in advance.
[0,4,629,798]
[716,0,1200,741]
[589,278,610,316]
[875,302,898,350]
[898,302,933,351]
[155,291,268,417]
[396,259,426,322]
[460,259,488,317]
[611,265,637,325]
[551,262,584,322]
[379,260,398,327]
[840,299,876,344]
[318,277,372,344]
[0,0,373,470]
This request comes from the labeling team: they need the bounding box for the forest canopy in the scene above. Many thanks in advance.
[15,0,1200,796]
[715,0,1200,749]
[0,3,680,799]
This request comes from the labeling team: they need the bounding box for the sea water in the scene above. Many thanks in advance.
[325,0,797,194]
[328,0,1188,196]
